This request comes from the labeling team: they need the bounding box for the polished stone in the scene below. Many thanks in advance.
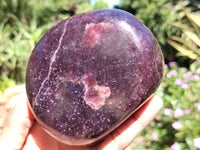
[26,9,164,145]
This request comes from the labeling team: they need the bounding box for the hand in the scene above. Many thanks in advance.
[0,89,163,150]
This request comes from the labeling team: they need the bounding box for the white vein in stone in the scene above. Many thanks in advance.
[33,21,68,106]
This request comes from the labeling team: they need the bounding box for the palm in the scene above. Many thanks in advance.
[22,96,162,150]
[0,90,162,150]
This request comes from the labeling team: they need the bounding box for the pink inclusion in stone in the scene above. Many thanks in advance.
[82,22,113,48]
[82,74,111,110]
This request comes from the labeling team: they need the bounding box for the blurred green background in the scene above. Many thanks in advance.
[0,0,200,149]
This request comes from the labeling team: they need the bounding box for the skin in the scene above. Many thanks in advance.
[0,91,163,150]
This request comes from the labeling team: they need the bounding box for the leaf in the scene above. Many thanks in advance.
[183,30,200,47]
[187,12,200,37]
[170,36,187,44]
[167,39,199,59]
[168,22,194,32]
[169,36,200,55]
[187,13,200,27]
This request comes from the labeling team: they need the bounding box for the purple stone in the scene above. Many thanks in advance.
[26,9,164,145]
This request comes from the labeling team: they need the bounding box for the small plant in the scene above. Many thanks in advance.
[130,60,200,150]
[119,0,200,62]
[0,73,15,94]
[0,16,49,83]
[0,0,102,86]
[167,9,200,59]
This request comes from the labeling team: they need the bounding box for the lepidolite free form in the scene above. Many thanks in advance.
[26,9,164,145]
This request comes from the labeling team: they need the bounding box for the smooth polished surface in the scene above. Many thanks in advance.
[26,9,164,145]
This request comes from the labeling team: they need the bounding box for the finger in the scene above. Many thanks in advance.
[22,122,59,150]
[22,122,92,150]
[98,95,163,150]
[0,89,34,150]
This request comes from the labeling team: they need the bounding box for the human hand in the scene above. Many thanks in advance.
[0,89,163,150]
